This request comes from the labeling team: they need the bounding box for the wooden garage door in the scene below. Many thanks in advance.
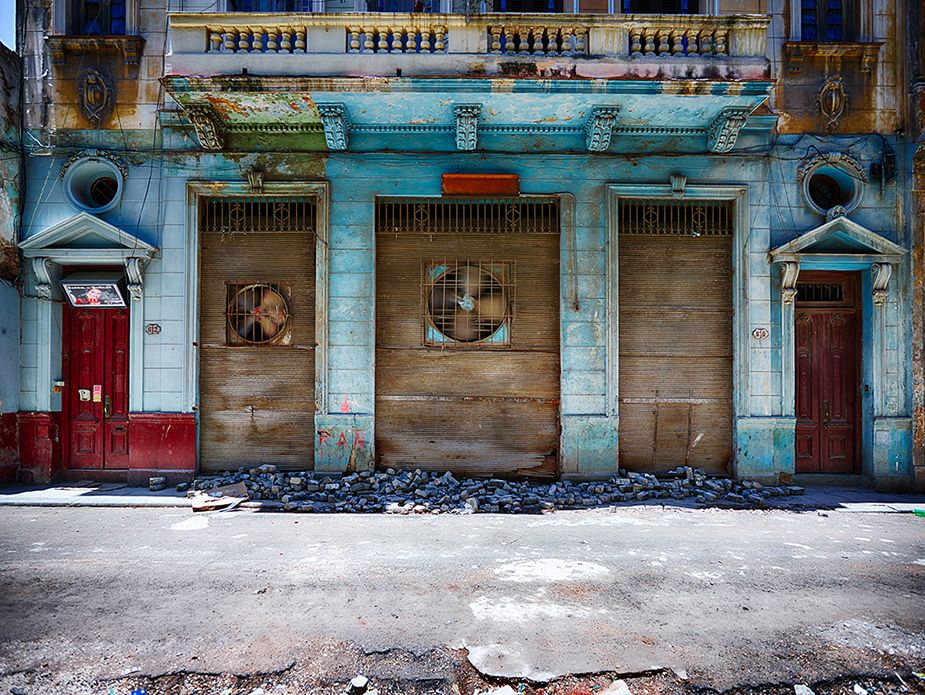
[376,197,560,478]
[199,196,316,472]
[618,199,733,474]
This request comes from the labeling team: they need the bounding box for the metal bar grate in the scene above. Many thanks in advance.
[618,199,734,236]
[796,282,845,303]
[200,197,317,236]
[377,197,560,235]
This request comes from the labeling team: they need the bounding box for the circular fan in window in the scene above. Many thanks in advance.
[427,265,509,343]
[227,284,291,345]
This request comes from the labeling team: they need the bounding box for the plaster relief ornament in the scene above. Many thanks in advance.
[816,75,848,134]
[78,70,114,128]
[185,104,225,150]
[455,104,481,151]
[318,104,350,151]
[706,106,751,153]
[585,106,619,152]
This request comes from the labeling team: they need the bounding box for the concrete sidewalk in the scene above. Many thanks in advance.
[1,479,923,513]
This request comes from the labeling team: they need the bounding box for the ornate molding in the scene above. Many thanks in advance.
[454,104,481,151]
[585,106,620,152]
[318,103,350,151]
[60,149,128,180]
[706,106,751,153]
[78,70,115,129]
[871,262,892,306]
[184,104,225,150]
[781,261,800,305]
[47,35,146,67]
[670,174,687,198]
[797,152,867,185]
[784,41,882,74]
[815,75,848,134]
[124,258,146,301]
[32,258,53,299]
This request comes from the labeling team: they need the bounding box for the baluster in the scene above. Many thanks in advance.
[683,28,697,57]
[532,26,545,54]
[238,27,251,52]
[294,27,306,53]
[378,26,389,52]
[518,26,530,55]
[349,26,361,53]
[504,26,515,55]
[266,26,278,52]
[490,26,502,54]
[574,27,586,54]
[629,27,642,57]
[280,27,292,53]
[560,26,572,55]
[699,30,712,56]
[434,25,446,52]
[670,29,683,56]
[390,26,402,53]
[714,28,727,56]
[208,27,222,53]
[222,27,235,52]
[364,27,375,52]
[420,26,431,52]
[657,29,669,56]
[643,27,656,56]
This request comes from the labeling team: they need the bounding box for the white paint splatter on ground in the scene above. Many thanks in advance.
[493,559,610,583]
[469,596,604,622]
[170,516,210,531]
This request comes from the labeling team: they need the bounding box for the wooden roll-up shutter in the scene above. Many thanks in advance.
[199,196,316,472]
[375,197,560,479]
[618,199,733,474]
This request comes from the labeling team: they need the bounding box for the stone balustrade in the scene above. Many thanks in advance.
[170,13,768,59]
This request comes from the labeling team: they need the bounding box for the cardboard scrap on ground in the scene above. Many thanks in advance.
[190,482,249,512]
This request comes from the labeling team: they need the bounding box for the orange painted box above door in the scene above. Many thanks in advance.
[441,174,520,196]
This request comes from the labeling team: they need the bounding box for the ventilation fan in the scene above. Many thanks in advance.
[227,283,291,345]
[427,265,509,343]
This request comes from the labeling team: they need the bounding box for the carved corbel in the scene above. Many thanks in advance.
[124,258,146,301]
[247,169,265,193]
[454,104,481,151]
[781,261,800,304]
[670,174,687,197]
[185,104,225,151]
[871,262,892,306]
[707,106,751,154]
[318,104,350,151]
[585,106,619,153]
[32,258,53,300]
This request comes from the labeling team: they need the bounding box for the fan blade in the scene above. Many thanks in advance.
[259,288,287,313]
[234,289,259,312]
[258,314,283,338]
[457,266,490,298]
[475,293,508,321]
[429,285,458,314]
[233,315,256,338]
[451,314,480,341]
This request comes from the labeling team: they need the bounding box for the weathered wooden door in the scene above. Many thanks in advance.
[65,305,130,469]
[795,274,860,474]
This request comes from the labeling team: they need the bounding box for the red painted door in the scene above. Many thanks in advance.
[65,306,130,469]
[794,303,859,474]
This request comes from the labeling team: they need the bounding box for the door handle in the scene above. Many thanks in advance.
[822,400,829,430]
[103,395,111,419]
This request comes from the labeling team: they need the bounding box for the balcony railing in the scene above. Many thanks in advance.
[168,12,769,61]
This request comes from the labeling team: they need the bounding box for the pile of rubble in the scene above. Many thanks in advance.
[183,465,806,514]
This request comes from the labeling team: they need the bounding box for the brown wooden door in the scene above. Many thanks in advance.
[65,305,131,469]
[794,275,860,474]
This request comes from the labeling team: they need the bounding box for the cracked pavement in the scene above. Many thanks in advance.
[0,503,923,694]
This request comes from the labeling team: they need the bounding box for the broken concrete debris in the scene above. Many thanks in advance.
[148,476,166,492]
[187,465,807,514]
[345,674,378,695]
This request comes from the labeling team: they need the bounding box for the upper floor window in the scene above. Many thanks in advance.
[621,0,699,12]
[801,0,852,41]
[227,0,317,9]
[77,0,126,34]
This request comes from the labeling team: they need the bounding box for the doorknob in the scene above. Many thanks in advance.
[103,395,111,418]
[822,400,829,429]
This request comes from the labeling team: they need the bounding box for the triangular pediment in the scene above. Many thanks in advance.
[19,212,159,258]
[769,216,905,269]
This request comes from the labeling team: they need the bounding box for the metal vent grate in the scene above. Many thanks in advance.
[377,197,560,235]
[200,197,317,236]
[796,282,844,303]
[225,281,292,346]
[619,199,734,236]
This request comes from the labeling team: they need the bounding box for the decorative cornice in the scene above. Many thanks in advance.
[585,106,620,152]
[871,262,892,306]
[60,149,128,180]
[221,122,324,133]
[797,152,867,185]
[47,35,145,67]
[318,103,351,150]
[706,106,751,153]
[815,75,848,134]
[454,104,481,151]
[781,261,800,305]
[784,41,882,74]
[184,104,225,150]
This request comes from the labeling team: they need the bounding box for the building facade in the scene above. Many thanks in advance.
[8,0,924,490]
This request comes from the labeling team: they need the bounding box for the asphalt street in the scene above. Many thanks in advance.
[0,498,923,694]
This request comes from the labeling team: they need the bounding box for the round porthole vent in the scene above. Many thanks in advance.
[798,153,866,218]
[61,154,125,214]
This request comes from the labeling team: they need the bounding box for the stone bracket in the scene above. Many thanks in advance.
[318,103,350,151]
[781,261,800,305]
[784,41,883,74]
[32,258,54,300]
[454,104,481,151]
[707,106,752,153]
[585,106,620,152]
[184,104,225,151]
[125,257,147,301]
[872,262,893,306]
[47,35,146,67]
